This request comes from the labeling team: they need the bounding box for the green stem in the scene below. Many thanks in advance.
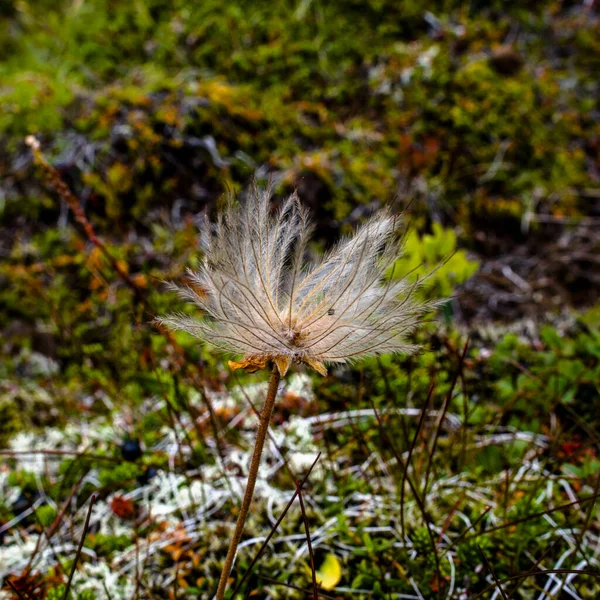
[215,365,281,600]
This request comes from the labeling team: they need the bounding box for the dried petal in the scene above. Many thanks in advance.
[228,356,269,373]
[273,355,292,376]
[302,357,328,376]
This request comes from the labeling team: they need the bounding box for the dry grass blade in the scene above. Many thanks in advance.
[369,395,442,599]
[62,494,96,600]
[464,490,600,541]
[477,544,508,600]
[296,480,319,600]
[260,576,339,600]
[229,453,322,598]
[471,569,600,600]
[400,379,435,538]
[0,450,120,462]
[422,338,469,497]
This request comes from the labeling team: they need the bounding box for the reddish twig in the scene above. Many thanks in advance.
[471,569,600,600]
[26,137,143,301]
[26,137,227,469]
[463,490,600,542]
[440,505,491,560]
[5,580,28,600]
[369,393,442,599]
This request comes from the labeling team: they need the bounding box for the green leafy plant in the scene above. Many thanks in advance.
[390,223,479,298]
[489,322,600,427]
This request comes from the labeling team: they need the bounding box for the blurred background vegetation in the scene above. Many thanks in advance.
[0,1,599,599]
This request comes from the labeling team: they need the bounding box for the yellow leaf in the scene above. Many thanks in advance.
[314,553,342,590]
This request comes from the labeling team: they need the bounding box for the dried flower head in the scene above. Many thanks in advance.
[158,185,438,376]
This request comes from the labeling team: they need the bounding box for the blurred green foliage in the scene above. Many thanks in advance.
[489,319,600,432]
[391,222,479,298]
[34,504,58,528]
[1,0,598,232]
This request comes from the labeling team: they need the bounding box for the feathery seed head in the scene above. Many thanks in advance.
[158,185,438,376]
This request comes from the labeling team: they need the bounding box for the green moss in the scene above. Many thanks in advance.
[35,504,58,528]
[87,532,132,557]
[0,395,23,447]
[98,462,142,488]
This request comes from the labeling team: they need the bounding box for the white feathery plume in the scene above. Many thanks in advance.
[158,184,439,376]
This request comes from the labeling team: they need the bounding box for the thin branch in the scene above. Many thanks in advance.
[477,544,508,600]
[261,576,339,600]
[422,338,469,496]
[230,453,322,598]
[5,580,28,600]
[63,494,96,600]
[296,480,319,600]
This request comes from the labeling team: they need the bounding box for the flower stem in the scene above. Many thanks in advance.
[215,365,281,600]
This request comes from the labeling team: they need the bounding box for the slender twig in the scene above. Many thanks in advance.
[230,453,322,598]
[5,580,28,600]
[102,581,115,600]
[377,357,411,454]
[506,538,561,598]
[31,506,67,577]
[215,365,282,600]
[261,576,338,599]
[463,490,600,541]
[477,544,508,600]
[296,481,319,600]
[422,339,469,496]
[529,469,600,599]
[25,472,87,573]
[581,469,600,546]
[440,505,491,559]
[0,449,120,462]
[470,569,600,600]
[437,492,466,545]
[63,494,96,600]
[369,397,442,599]
[400,380,435,539]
